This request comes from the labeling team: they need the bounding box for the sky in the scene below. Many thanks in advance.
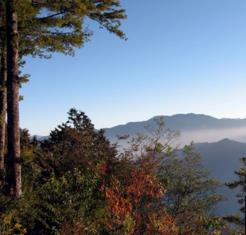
[21,0,246,135]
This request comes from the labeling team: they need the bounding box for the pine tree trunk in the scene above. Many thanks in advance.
[6,0,21,197]
[0,46,7,175]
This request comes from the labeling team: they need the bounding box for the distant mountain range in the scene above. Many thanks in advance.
[104,113,246,145]
[36,114,246,216]
[195,139,246,216]
[103,114,246,216]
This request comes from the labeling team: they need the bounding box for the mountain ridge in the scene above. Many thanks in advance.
[104,113,246,130]
[194,139,246,216]
[104,113,246,144]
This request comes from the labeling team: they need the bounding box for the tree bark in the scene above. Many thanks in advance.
[0,46,7,176]
[6,0,21,197]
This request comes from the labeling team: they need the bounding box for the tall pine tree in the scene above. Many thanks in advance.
[0,0,6,178]
[5,0,21,197]
[1,0,126,197]
[225,157,246,232]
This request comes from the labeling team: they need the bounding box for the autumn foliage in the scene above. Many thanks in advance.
[0,110,227,234]
[100,156,177,235]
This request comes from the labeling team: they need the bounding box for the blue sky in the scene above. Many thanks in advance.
[21,0,246,135]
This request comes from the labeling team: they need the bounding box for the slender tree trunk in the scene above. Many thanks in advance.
[6,0,21,197]
[0,46,7,175]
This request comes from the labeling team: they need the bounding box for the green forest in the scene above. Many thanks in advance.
[0,1,245,234]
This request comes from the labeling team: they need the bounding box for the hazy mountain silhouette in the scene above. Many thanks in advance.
[35,114,246,216]
[195,139,246,216]
[104,114,246,144]
[104,115,246,216]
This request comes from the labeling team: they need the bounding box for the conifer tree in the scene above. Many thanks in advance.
[0,0,6,178]
[158,145,223,235]
[1,0,126,197]
[5,0,22,197]
[0,44,6,178]
[225,157,246,232]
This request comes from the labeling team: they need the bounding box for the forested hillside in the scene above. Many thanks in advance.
[0,0,245,234]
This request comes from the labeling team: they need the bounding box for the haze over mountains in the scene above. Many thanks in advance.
[195,139,246,216]
[103,114,246,216]
[35,114,245,216]
[104,113,246,145]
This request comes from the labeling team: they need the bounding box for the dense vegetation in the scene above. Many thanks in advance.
[224,157,246,234]
[0,0,245,234]
[0,0,126,197]
[0,109,242,234]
